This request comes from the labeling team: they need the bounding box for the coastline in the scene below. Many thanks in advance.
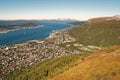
[0,23,101,79]
[0,23,73,46]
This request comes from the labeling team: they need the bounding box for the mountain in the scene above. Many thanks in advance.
[50,46,120,80]
[69,15,120,47]
[2,15,120,80]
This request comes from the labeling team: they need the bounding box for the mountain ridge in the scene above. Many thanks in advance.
[88,15,120,23]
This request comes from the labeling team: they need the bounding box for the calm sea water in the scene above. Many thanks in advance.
[0,22,72,46]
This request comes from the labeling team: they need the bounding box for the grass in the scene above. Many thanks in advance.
[50,45,120,80]
[4,53,90,80]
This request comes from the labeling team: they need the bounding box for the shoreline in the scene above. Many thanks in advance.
[0,24,73,46]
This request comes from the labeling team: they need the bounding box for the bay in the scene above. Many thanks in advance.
[0,21,71,46]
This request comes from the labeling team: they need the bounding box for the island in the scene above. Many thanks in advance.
[0,23,39,33]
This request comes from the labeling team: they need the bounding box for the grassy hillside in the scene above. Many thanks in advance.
[4,53,90,80]
[69,17,120,47]
[50,45,120,80]
[3,16,120,80]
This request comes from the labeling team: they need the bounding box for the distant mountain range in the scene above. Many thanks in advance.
[0,19,82,25]
[0,19,83,33]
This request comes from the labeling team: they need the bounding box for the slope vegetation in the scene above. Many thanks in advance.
[69,16,120,47]
[50,46,120,80]
[4,53,89,80]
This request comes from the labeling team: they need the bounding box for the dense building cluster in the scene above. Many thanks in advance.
[48,30,76,44]
[0,38,71,78]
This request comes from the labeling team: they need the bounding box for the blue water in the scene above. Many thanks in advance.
[0,22,72,46]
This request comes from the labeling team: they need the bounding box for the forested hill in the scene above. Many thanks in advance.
[69,15,120,47]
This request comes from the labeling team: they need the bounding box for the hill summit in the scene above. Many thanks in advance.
[88,15,120,23]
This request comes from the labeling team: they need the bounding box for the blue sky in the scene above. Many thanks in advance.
[0,0,120,20]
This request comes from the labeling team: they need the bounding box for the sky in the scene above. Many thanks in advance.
[0,0,120,20]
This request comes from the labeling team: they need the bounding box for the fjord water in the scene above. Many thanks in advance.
[0,22,71,46]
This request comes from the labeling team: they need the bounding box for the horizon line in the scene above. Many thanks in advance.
[0,18,87,21]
